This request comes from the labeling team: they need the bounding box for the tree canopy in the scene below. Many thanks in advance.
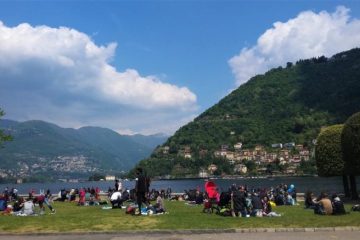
[315,124,344,176]
[342,112,360,176]
[0,109,12,145]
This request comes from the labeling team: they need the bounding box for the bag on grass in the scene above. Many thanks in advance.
[352,204,360,212]
[126,205,136,215]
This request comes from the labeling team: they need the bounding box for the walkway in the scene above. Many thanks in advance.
[1,228,359,240]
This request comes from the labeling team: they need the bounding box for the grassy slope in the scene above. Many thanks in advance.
[1,201,359,233]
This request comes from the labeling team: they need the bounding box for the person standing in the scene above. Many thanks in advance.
[135,167,148,215]
[115,179,119,191]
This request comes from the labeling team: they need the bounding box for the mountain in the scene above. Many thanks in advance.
[135,48,360,177]
[0,120,167,180]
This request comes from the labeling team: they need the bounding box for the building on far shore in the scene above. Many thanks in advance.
[105,175,116,181]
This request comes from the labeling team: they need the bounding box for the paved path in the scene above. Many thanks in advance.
[1,229,359,240]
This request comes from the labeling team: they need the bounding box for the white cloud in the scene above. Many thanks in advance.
[0,21,198,134]
[0,21,197,109]
[229,6,360,86]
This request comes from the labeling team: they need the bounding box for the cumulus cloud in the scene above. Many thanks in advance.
[229,6,360,86]
[0,21,198,134]
[0,21,197,109]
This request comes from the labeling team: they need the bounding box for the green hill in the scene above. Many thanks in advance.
[0,120,167,180]
[135,48,360,177]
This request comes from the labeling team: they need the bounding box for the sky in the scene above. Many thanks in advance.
[0,0,360,135]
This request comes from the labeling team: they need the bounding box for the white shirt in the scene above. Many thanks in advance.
[23,201,34,215]
[110,191,122,201]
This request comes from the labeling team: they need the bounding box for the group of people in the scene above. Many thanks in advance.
[2,173,354,219]
[1,188,55,216]
[123,167,166,215]
[179,181,352,218]
[218,183,292,217]
[304,191,346,215]
[181,182,301,217]
[105,168,166,215]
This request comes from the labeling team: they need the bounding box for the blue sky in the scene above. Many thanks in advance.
[1,0,360,135]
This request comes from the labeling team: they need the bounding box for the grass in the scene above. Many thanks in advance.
[0,201,359,233]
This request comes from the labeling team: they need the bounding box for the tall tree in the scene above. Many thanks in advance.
[315,125,350,197]
[342,112,360,200]
[0,108,12,145]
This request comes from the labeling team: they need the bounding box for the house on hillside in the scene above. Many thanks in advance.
[208,164,218,174]
[284,142,295,148]
[178,146,192,159]
[267,153,278,162]
[162,146,170,154]
[220,145,228,157]
[299,149,310,161]
[240,149,252,161]
[234,142,243,151]
[234,164,247,174]
[295,144,304,151]
[271,143,283,148]
[279,149,290,160]
[198,169,209,178]
[290,155,301,165]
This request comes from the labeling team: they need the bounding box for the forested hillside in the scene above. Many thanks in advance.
[135,48,360,177]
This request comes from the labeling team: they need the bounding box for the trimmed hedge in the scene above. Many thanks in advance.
[315,124,344,176]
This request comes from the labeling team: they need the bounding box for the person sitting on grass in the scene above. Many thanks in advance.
[262,196,281,217]
[251,192,263,217]
[285,192,295,205]
[148,192,166,214]
[23,198,35,216]
[304,191,316,209]
[232,186,247,217]
[314,192,333,215]
[13,197,25,212]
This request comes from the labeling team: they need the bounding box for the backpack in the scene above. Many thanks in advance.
[332,200,346,215]
[0,199,7,211]
[126,205,136,215]
[352,204,360,212]
[218,208,232,217]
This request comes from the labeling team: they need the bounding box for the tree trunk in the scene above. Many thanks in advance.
[349,175,359,200]
[342,175,350,198]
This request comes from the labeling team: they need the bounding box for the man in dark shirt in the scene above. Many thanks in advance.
[251,192,263,217]
[232,186,247,217]
[135,167,148,215]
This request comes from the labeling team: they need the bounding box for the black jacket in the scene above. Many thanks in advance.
[135,174,147,193]
[233,190,246,211]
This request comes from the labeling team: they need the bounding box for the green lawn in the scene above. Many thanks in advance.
[0,201,359,233]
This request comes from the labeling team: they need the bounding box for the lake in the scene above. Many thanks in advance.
[1,176,359,195]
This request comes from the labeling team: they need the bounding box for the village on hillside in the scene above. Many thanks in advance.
[160,141,315,178]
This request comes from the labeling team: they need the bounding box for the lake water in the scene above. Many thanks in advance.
[1,176,358,195]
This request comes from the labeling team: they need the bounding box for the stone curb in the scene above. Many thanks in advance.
[0,227,359,236]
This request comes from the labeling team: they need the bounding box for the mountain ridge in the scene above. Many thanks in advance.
[0,119,167,180]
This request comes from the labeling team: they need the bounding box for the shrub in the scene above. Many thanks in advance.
[342,112,360,175]
[315,124,344,176]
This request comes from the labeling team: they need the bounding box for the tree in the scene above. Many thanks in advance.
[315,125,350,197]
[0,109,12,146]
[342,112,360,200]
